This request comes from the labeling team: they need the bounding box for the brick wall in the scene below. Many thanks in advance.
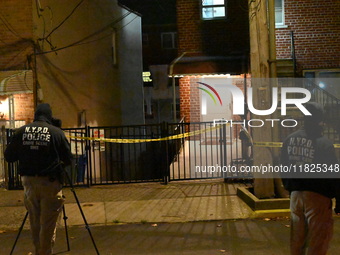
[276,0,340,73]
[0,0,33,70]
[177,0,250,123]
[176,0,249,56]
[14,93,34,124]
[176,0,202,54]
[179,75,248,123]
[179,76,192,122]
[0,94,34,124]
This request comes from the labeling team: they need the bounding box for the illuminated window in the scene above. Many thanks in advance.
[201,0,226,20]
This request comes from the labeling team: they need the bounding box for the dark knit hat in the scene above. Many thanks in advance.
[34,103,53,122]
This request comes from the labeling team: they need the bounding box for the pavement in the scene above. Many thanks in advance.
[1,179,340,254]
[0,180,259,230]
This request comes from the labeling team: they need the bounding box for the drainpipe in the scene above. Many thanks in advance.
[268,0,277,78]
[169,52,187,122]
[8,96,15,128]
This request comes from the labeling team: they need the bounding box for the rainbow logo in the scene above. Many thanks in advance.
[197,82,223,106]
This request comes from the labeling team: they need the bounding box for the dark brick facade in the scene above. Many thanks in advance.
[176,0,249,122]
[276,0,340,73]
[14,93,34,123]
[176,0,249,56]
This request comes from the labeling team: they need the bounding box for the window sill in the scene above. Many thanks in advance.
[276,24,289,29]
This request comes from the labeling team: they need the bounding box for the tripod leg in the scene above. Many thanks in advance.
[10,211,29,255]
[62,205,70,251]
[65,170,100,255]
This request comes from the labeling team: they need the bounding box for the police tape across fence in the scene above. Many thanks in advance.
[65,126,340,148]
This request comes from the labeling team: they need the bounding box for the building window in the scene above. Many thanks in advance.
[275,0,285,27]
[201,0,226,20]
[161,32,177,49]
[303,69,340,99]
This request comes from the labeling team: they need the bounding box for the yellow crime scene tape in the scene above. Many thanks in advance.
[254,142,340,148]
[66,125,221,144]
[253,142,283,148]
[66,127,340,148]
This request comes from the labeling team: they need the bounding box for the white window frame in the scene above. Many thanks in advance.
[275,0,287,28]
[161,32,177,49]
[201,0,227,20]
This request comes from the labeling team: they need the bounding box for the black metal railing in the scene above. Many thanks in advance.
[167,121,248,181]
[278,78,340,158]
[290,30,297,76]
[3,121,251,189]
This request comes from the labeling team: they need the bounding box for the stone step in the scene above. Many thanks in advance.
[277,59,294,77]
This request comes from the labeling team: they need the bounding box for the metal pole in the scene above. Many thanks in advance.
[8,95,15,129]
[62,205,70,251]
[172,76,177,122]
[10,211,28,255]
[65,170,100,254]
[169,52,187,122]
[268,0,277,78]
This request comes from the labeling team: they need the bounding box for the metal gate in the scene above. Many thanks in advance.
[168,121,251,181]
[1,121,251,189]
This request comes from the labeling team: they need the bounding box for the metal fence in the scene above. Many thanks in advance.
[278,78,340,158]
[2,121,251,189]
[168,122,251,181]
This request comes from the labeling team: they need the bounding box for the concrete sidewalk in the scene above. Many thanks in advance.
[0,180,276,230]
[2,180,340,254]
[2,218,340,255]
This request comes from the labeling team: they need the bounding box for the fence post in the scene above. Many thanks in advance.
[85,125,92,187]
[161,122,170,184]
[1,126,8,189]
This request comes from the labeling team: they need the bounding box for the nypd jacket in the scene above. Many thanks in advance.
[4,116,72,176]
[281,128,340,200]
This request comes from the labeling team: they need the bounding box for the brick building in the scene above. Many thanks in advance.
[1,0,145,128]
[0,0,35,127]
[173,0,250,123]
[275,0,340,139]
[276,0,340,75]
[176,0,340,123]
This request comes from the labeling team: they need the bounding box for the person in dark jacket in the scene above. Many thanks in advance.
[281,102,340,255]
[4,103,72,255]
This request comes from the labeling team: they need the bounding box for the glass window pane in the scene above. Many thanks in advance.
[319,72,340,78]
[275,0,282,8]
[213,7,225,17]
[304,72,315,79]
[214,0,225,5]
[202,7,213,18]
[202,7,225,19]
[202,0,213,6]
[275,8,283,24]
[202,0,224,6]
